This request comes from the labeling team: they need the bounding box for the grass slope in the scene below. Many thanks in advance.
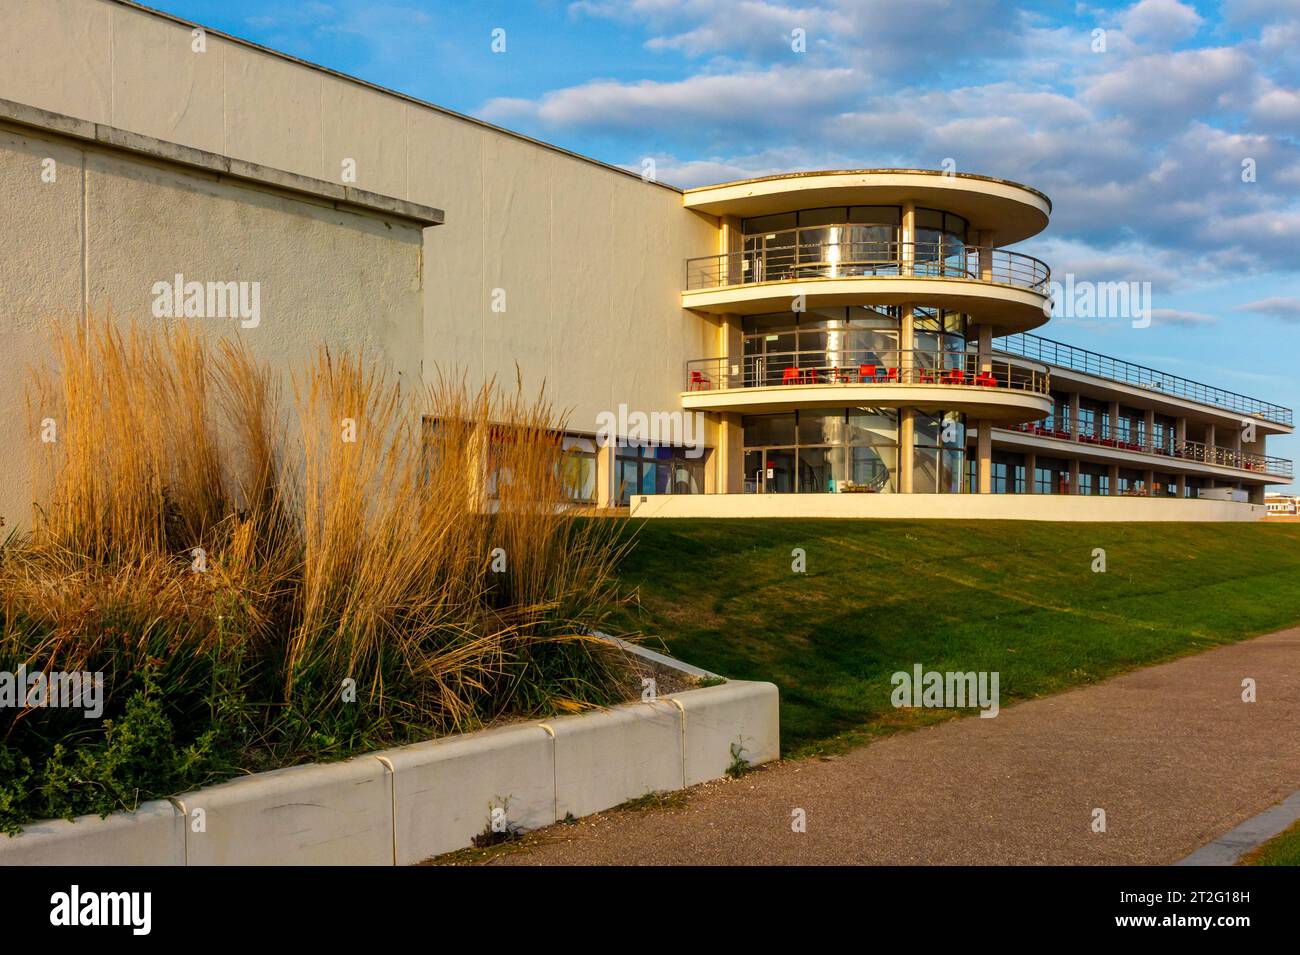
[1241,819,1300,866]
[610,519,1300,756]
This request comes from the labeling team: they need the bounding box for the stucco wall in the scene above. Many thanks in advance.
[0,120,426,530]
[420,125,718,431]
[0,0,721,438]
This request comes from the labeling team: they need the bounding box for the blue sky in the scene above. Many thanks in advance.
[148,0,1300,481]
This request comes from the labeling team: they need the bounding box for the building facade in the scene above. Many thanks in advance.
[0,0,1291,524]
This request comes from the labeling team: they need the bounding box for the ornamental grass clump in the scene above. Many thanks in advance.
[0,316,634,832]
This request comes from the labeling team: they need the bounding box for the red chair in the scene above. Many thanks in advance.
[947,369,966,385]
[884,367,898,382]
[976,372,997,388]
[859,363,877,383]
[688,370,711,391]
[781,367,802,385]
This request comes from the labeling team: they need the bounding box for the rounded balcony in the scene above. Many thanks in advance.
[684,169,1052,245]
[682,348,1052,424]
[682,231,1051,334]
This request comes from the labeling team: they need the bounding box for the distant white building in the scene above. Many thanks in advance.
[1265,494,1300,515]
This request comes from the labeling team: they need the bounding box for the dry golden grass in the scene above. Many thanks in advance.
[3,316,635,748]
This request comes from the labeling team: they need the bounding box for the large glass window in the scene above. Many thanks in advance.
[743,407,899,493]
[913,307,968,374]
[1079,463,1109,496]
[741,207,904,282]
[1035,457,1070,494]
[741,307,902,386]
[560,434,598,503]
[738,206,967,283]
[913,411,966,494]
[615,443,705,505]
[914,208,969,278]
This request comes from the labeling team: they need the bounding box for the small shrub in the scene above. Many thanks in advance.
[726,739,752,779]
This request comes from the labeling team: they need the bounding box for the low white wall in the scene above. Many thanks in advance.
[378,723,557,866]
[0,799,184,865]
[0,679,779,865]
[630,493,1267,522]
[549,701,685,820]
[171,757,395,866]
[668,682,781,787]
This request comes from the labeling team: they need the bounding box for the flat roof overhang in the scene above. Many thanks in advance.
[682,277,1051,333]
[986,428,1290,483]
[1038,366,1294,436]
[683,170,1051,245]
[683,384,1052,424]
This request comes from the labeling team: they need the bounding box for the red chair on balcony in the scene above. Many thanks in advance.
[946,368,966,385]
[975,371,997,387]
[883,367,899,382]
[781,367,802,386]
[688,370,711,391]
[859,363,877,383]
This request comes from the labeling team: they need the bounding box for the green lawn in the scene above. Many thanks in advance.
[608,519,1300,756]
[1240,819,1300,866]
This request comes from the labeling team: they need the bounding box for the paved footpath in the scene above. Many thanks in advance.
[488,628,1300,865]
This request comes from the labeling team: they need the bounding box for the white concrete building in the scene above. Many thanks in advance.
[0,0,1291,525]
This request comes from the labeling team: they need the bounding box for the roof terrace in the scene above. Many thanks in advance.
[996,333,1293,427]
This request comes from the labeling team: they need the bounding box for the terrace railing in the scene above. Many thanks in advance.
[685,348,1050,395]
[996,333,1294,427]
[685,232,1050,293]
[1007,418,1293,477]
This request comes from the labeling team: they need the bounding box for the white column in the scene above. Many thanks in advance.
[977,422,992,494]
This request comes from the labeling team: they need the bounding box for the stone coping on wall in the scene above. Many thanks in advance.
[629,493,1267,522]
[0,97,445,227]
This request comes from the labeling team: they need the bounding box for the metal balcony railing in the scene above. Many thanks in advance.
[685,230,1050,293]
[996,333,1294,427]
[685,349,1050,395]
[1005,418,1293,477]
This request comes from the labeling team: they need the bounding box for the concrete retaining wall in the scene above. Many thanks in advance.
[171,758,396,866]
[0,799,184,866]
[378,723,557,866]
[630,493,1267,522]
[549,701,685,820]
[0,678,779,865]
[669,682,782,786]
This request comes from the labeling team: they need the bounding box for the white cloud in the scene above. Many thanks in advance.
[1236,297,1300,321]
[473,1,1300,289]
[481,65,859,131]
[1119,0,1204,46]
[1081,47,1256,126]
[1152,307,1217,326]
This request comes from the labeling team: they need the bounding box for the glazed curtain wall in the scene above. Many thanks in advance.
[740,307,969,385]
[741,408,968,494]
